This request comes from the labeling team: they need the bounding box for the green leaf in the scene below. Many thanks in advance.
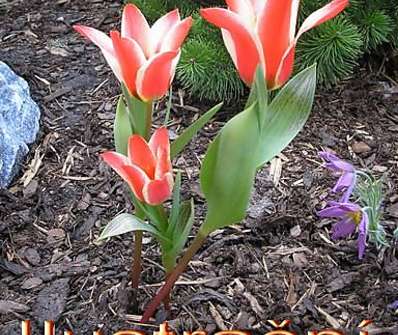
[170,199,195,257]
[254,66,268,129]
[114,97,133,156]
[200,102,261,234]
[98,213,165,241]
[199,65,317,234]
[170,102,223,159]
[245,66,268,126]
[256,65,317,167]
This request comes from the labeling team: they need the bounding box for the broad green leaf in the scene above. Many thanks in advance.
[171,199,195,256]
[257,65,317,167]
[162,199,195,267]
[131,195,168,232]
[114,97,133,156]
[166,171,182,236]
[98,213,165,241]
[245,65,268,114]
[200,102,261,234]
[199,65,317,234]
[170,102,223,159]
[254,66,268,129]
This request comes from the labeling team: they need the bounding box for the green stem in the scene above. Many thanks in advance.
[141,230,207,322]
[122,85,137,134]
[145,100,153,140]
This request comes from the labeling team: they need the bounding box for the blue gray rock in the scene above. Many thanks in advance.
[0,62,40,188]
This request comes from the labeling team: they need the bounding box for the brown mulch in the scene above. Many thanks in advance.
[1,0,397,334]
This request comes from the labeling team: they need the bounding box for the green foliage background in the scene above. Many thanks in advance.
[127,0,397,102]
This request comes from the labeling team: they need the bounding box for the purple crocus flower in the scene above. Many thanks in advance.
[388,300,398,310]
[318,201,369,259]
[319,151,356,202]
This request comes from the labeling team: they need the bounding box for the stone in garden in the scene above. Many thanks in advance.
[0,61,40,188]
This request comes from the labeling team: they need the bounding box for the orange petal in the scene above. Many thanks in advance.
[121,4,151,57]
[110,31,146,97]
[149,127,172,179]
[120,165,150,202]
[154,147,172,180]
[249,0,265,13]
[161,17,193,52]
[149,127,170,158]
[128,135,156,179]
[297,0,349,38]
[256,0,299,86]
[136,51,178,101]
[150,9,180,54]
[142,173,173,205]
[274,43,296,89]
[201,8,260,86]
[226,0,255,26]
[73,25,122,81]
[101,152,148,202]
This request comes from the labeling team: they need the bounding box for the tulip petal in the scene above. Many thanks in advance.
[226,0,255,26]
[121,4,151,57]
[151,9,180,54]
[136,51,178,101]
[274,43,296,89]
[297,0,349,38]
[73,25,122,82]
[142,173,173,205]
[128,135,156,179]
[120,165,150,202]
[201,8,260,85]
[249,0,265,13]
[161,17,193,52]
[101,152,148,202]
[149,127,170,157]
[256,0,299,86]
[110,31,146,97]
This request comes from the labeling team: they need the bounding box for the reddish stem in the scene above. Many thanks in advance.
[141,232,207,322]
[131,231,143,290]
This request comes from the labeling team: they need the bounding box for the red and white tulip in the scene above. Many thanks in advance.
[74,5,192,101]
[201,0,349,89]
[102,127,173,206]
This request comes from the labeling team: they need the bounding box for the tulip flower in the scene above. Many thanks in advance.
[74,5,192,101]
[318,201,368,259]
[102,127,173,205]
[319,151,356,202]
[201,0,349,89]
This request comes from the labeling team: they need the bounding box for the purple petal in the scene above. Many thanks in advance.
[388,300,398,310]
[319,151,338,161]
[318,205,349,218]
[357,231,366,259]
[332,218,356,239]
[328,160,355,173]
[318,202,361,218]
[358,210,369,235]
[332,172,355,193]
[357,210,368,259]
[320,151,355,172]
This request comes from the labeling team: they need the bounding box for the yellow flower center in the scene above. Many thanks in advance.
[347,211,362,225]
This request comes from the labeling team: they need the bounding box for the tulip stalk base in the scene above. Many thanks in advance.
[141,231,207,322]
